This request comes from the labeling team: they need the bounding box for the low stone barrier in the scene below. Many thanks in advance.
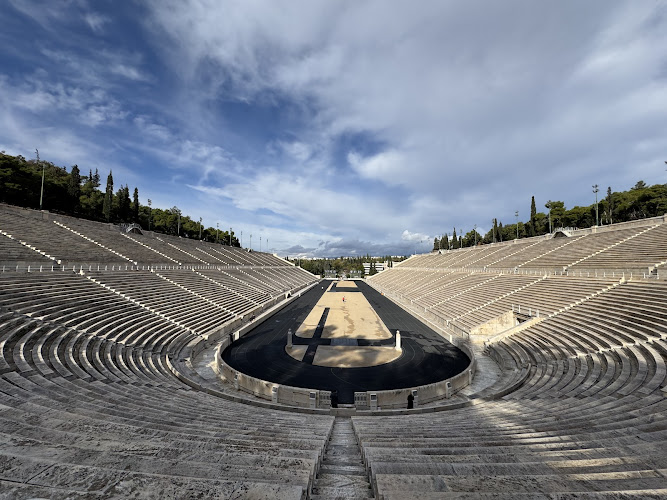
[356,342,475,409]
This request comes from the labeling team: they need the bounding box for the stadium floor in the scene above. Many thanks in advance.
[222,279,469,404]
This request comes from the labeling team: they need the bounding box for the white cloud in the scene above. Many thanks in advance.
[83,12,110,33]
[401,230,430,242]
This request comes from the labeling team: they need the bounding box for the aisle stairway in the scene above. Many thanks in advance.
[311,417,374,499]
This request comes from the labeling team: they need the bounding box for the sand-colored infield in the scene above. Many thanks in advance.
[334,281,358,289]
[296,282,391,340]
[290,281,398,368]
[312,346,401,368]
[285,345,307,361]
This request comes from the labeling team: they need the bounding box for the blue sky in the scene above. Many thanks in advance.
[1,1,666,257]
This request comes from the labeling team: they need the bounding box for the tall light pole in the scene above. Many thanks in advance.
[260,236,262,252]
[216,222,219,244]
[229,227,232,246]
[515,211,519,239]
[250,234,252,250]
[37,149,45,210]
[147,199,152,231]
[592,184,599,227]
[199,217,202,240]
[474,225,477,246]
[240,230,243,248]
[177,209,181,236]
[546,201,553,234]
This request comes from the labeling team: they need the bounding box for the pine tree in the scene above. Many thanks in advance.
[133,187,139,222]
[529,196,537,236]
[103,171,113,222]
[92,169,100,188]
[452,228,458,249]
[440,235,447,250]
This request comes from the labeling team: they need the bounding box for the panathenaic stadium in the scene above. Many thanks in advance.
[0,202,666,499]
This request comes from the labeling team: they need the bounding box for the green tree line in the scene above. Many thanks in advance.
[433,181,667,251]
[0,151,239,245]
[294,255,405,277]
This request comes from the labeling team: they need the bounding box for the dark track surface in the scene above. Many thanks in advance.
[222,280,469,404]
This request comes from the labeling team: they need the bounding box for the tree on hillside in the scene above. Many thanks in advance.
[115,185,131,222]
[103,171,113,222]
[529,196,537,237]
[432,237,439,251]
[452,228,459,249]
[605,187,613,224]
[493,218,499,243]
[67,165,81,213]
[440,234,448,250]
[132,187,139,222]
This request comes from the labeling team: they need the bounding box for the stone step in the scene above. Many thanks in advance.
[323,455,365,467]
[311,484,374,498]
[320,464,368,476]
[316,473,373,489]
[326,444,362,456]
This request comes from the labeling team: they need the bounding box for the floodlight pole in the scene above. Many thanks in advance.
[229,227,232,246]
[148,199,152,231]
[240,231,243,248]
[199,217,202,239]
[216,223,219,244]
[546,202,552,234]
[474,225,477,245]
[593,184,600,226]
[37,149,45,210]
[515,211,519,239]
[250,234,252,250]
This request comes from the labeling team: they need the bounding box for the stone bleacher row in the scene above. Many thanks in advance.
[0,204,289,267]
[0,201,327,497]
[0,308,332,498]
[363,220,667,497]
[357,278,667,498]
[404,219,667,275]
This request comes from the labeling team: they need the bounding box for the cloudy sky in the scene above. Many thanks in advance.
[1,1,666,257]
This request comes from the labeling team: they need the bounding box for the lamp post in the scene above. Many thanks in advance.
[593,184,600,226]
[515,211,519,239]
[250,234,252,250]
[240,231,243,248]
[546,201,553,234]
[147,199,152,231]
[199,217,202,240]
[37,149,45,210]
[229,227,232,246]
[260,236,262,252]
[474,224,477,246]
[216,223,219,243]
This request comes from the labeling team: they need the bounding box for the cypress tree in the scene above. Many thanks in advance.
[133,187,139,222]
[492,218,498,243]
[452,228,458,249]
[103,171,113,222]
[529,196,537,236]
